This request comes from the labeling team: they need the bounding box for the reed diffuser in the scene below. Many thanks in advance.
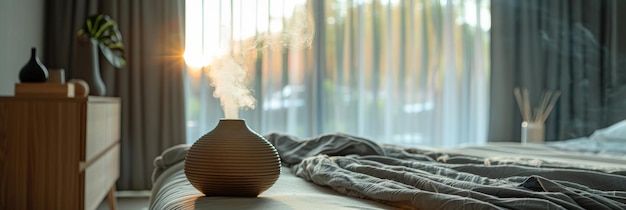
[513,87,560,143]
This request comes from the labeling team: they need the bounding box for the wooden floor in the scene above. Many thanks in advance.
[97,191,150,210]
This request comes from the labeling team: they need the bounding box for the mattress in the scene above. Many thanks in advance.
[149,147,393,209]
[149,134,626,210]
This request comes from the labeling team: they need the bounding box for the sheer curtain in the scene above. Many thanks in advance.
[185,0,490,147]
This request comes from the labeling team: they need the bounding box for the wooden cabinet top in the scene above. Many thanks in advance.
[0,96,120,103]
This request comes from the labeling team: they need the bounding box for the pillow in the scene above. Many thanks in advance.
[590,119,626,141]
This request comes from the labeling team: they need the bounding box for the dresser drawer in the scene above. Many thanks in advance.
[85,101,120,162]
[0,96,120,210]
[84,143,120,210]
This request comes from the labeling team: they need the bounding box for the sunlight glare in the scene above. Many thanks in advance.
[184,0,309,67]
[184,0,225,67]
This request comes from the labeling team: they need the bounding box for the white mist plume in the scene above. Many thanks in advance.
[208,55,256,119]
[253,3,315,51]
[205,2,314,119]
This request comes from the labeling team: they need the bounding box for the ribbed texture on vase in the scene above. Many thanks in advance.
[184,119,281,197]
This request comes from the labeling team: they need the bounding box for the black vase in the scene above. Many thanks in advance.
[19,48,49,82]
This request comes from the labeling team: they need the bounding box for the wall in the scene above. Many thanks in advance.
[0,0,45,95]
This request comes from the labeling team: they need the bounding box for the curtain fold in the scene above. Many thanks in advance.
[489,0,626,142]
[106,0,187,190]
[185,0,490,147]
[45,0,186,190]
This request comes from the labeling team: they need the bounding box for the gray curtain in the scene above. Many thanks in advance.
[489,0,626,142]
[44,0,186,190]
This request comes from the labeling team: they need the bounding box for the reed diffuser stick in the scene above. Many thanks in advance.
[537,91,551,121]
[513,87,526,121]
[522,89,532,122]
[540,90,561,123]
[513,87,560,124]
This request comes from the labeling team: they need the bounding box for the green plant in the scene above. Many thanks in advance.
[77,14,126,68]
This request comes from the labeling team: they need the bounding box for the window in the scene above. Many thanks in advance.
[184,0,490,147]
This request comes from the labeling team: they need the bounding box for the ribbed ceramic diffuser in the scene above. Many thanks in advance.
[184,119,281,197]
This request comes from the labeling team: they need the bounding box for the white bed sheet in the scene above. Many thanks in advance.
[432,141,626,171]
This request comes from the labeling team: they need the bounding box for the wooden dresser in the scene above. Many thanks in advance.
[0,96,120,210]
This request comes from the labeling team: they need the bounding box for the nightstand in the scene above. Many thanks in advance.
[0,96,120,210]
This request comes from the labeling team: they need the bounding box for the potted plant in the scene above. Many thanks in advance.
[74,14,126,96]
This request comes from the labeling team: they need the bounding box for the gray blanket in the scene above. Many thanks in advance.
[265,133,626,210]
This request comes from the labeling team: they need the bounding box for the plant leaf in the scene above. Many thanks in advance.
[94,21,115,38]
[98,42,126,68]
[79,14,127,68]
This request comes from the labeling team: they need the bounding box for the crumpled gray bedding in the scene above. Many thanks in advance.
[265,133,626,210]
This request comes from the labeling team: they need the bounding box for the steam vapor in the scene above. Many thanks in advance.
[206,2,314,119]
[208,56,256,119]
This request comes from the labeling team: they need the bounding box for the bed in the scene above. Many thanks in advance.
[149,122,626,209]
